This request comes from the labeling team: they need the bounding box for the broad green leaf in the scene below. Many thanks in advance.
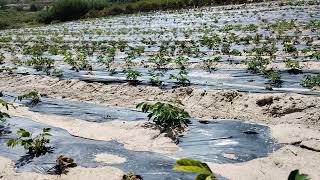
[288,170,310,180]
[195,174,210,180]
[176,158,212,173]
[173,165,211,175]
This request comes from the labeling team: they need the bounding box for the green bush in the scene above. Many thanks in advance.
[38,0,110,23]
[39,0,269,24]
[0,19,9,30]
[29,4,39,12]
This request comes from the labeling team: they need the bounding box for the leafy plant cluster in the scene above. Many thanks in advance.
[136,102,190,134]
[242,56,282,86]
[25,56,54,71]
[0,98,14,122]
[301,74,320,88]
[7,128,52,156]
[15,90,41,105]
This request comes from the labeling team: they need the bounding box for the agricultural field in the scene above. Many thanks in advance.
[0,0,320,180]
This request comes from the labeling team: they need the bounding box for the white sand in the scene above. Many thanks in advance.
[95,154,127,164]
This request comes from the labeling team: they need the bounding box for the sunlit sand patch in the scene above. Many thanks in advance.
[95,153,127,164]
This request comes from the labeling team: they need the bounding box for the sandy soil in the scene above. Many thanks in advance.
[95,154,127,164]
[207,124,320,179]
[0,74,319,128]
[0,156,123,180]
[208,145,320,180]
[0,74,320,179]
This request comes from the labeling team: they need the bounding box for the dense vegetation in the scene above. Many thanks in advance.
[38,0,274,23]
[0,9,39,30]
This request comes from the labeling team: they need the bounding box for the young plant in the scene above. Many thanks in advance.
[0,99,14,122]
[7,128,52,156]
[174,56,189,69]
[64,51,77,69]
[15,91,41,105]
[301,74,320,88]
[0,66,17,73]
[124,69,142,84]
[263,70,282,85]
[25,56,54,71]
[170,70,190,86]
[285,59,302,74]
[148,53,172,69]
[148,70,164,86]
[48,155,77,175]
[122,171,143,180]
[136,102,190,133]
[310,51,320,61]
[242,56,271,73]
[283,43,298,55]
[77,51,92,70]
[173,158,217,180]
[98,55,114,69]
[203,56,221,72]
[51,69,64,77]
